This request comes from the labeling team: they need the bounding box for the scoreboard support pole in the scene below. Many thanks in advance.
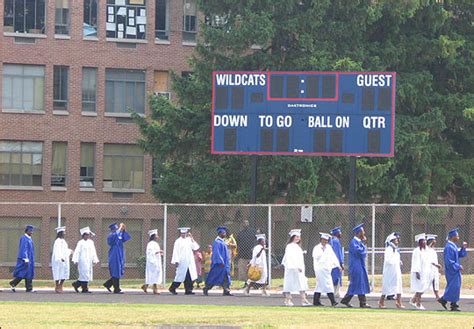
[349,157,357,230]
[250,155,258,203]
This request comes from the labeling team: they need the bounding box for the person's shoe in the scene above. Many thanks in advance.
[360,304,372,308]
[302,300,312,307]
[141,284,148,293]
[409,299,417,309]
[72,282,80,293]
[378,302,386,309]
[451,303,460,312]
[223,291,233,296]
[184,291,195,295]
[82,290,92,293]
[437,298,448,310]
[386,295,395,300]
[10,285,16,292]
[313,302,324,307]
[395,301,406,309]
[416,304,425,310]
[203,287,209,296]
[103,283,112,293]
[340,300,353,308]
[331,301,339,307]
[113,290,123,294]
[284,298,294,307]
[25,289,36,293]
[168,288,177,295]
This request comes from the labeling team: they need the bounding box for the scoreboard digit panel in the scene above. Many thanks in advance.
[211,71,396,157]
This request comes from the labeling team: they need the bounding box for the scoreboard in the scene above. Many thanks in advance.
[211,71,396,157]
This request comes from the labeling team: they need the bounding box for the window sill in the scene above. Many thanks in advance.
[104,112,144,118]
[106,38,148,44]
[54,34,71,40]
[83,36,99,41]
[53,110,69,116]
[81,111,97,117]
[51,186,67,191]
[2,109,45,114]
[154,39,170,45]
[0,186,44,191]
[182,41,197,47]
[3,32,47,39]
[103,188,145,193]
[80,187,96,192]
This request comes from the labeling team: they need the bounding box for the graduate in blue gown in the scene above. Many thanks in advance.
[203,226,232,296]
[329,226,344,297]
[10,225,36,292]
[438,228,467,311]
[103,223,131,294]
[340,223,371,308]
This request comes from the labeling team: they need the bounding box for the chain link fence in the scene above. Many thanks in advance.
[0,203,472,291]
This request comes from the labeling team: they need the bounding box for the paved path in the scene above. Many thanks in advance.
[1,288,473,312]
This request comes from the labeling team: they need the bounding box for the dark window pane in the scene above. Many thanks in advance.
[231,87,244,110]
[214,87,228,110]
[378,88,391,111]
[362,88,375,111]
[286,76,299,98]
[306,76,319,98]
[313,130,326,152]
[342,93,355,104]
[276,130,289,152]
[223,128,236,151]
[260,129,273,151]
[368,130,381,153]
[330,130,343,152]
[250,92,263,103]
[322,75,336,98]
[270,76,283,98]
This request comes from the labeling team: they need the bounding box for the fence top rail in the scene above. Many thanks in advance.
[0,202,472,208]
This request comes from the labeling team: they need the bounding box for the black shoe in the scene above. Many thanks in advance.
[223,291,233,296]
[103,283,112,293]
[169,288,177,295]
[331,302,339,307]
[113,290,123,294]
[82,290,92,293]
[387,295,395,300]
[184,291,195,295]
[360,304,372,308]
[25,289,36,293]
[203,287,209,296]
[72,282,80,293]
[438,298,448,310]
[314,302,324,307]
[340,301,353,308]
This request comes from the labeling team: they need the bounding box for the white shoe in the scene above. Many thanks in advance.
[409,300,417,308]
[416,304,426,310]
[284,299,294,307]
[302,300,312,307]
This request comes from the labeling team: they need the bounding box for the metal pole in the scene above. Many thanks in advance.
[250,155,258,203]
[57,203,62,227]
[267,205,272,289]
[163,204,168,286]
[349,157,357,228]
[371,204,376,291]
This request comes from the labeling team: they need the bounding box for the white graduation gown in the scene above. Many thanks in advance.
[249,245,267,284]
[312,243,340,293]
[145,240,163,285]
[171,237,199,282]
[426,246,440,290]
[72,239,99,282]
[410,247,431,293]
[282,243,308,293]
[51,238,72,281]
[381,245,403,295]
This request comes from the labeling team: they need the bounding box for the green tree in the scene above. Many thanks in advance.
[134,0,473,204]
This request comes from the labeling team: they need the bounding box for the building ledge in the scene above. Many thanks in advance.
[80,187,96,192]
[104,112,143,118]
[154,39,170,45]
[0,186,44,191]
[83,36,99,41]
[3,32,47,39]
[182,41,197,47]
[103,188,145,193]
[81,111,98,117]
[54,34,71,40]
[106,38,148,44]
[2,109,45,114]
[53,110,69,116]
[51,186,67,191]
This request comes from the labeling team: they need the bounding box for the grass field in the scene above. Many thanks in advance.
[0,302,473,328]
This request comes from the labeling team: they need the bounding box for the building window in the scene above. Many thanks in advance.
[0,141,43,187]
[82,68,97,112]
[103,144,144,190]
[106,0,146,40]
[55,0,70,35]
[105,69,145,114]
[3,0,46,34]
[155,0,169,40]
[80,143,95,188]
[0,218,42,263]
[153,70,170,98]
[183,0,197,42]
[84,0,98,37]
[51,142,67,187]
[53,66,69,111]
[2,64,45,112]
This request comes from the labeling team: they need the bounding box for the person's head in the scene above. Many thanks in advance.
[330,227,342,239]
[55,226,66,239]
[109,223,119,232]
[207,244,212,252]
[288,229,301,244]
[80,226,93,240]
[352,224,365,239]
[256,234,266,246]
[178,227,190,238]
[415,233,426,249]
[217,226,227,238]
[148,229,159,242]
[320,233,331,246]
[426,234,437,247]
[82,232,90,240]
[25,225,34,236]
[57,231,65,239]
[447,228,460,243]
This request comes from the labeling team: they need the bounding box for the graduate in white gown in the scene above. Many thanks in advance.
[378,233,405,309]
[426,234,442,301]
[282,229,310,307]
[312,233,341,307]
[169,227,200,295]
[72,227,99,293]
[141,229,163,294]
[410,233,431,310]
[51,226,72,293]
[244,234,269,296]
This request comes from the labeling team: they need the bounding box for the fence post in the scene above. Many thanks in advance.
[267,205,272,289]
[371,204,376,291]
[57,203,62,228]
[163,203,168,286]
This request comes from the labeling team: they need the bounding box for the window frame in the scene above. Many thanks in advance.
[3,0,46,35]
[0,141,43,188]
[182,0,197,43]
[80,143,96,188]
[55,0,71,35]
[105,68,146,115]
[155,0,169,41]
[82,67,98,112]
[103,144,145,192]
[51,141,67,188]
[53,66,69,112]
[83,0,98,38]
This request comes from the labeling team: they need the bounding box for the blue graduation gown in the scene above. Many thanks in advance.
[107,230,131,278]
[13,235,35,279]
[442,241,467,302]
[205,237,231,285]
[329,236,344,286]
[346,237,370,295]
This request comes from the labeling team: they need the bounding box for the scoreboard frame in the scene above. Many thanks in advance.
[211,71,396,157]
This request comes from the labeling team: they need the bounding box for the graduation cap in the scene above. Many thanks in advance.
[216,226,227,234]
[256,233,266,241]
[288,229,301,237]
[55,226,66,233]
[178,227,190,233]
[426,234,438,241]
[394,232,401,238]
[385,233,397,246]
[80,226,94,236]
[109,223,119,230]
[447,228,459,240]
[415,233,426,242]
[352,223,364,234]
[319,232,331,240]
[330,226,342,235]
[148,229,158,237]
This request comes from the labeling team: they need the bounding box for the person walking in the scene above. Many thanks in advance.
[103,223,131,294]
[51,226,72,293]
[203,226,232,296]
[10,225,36,292]
[409,233,431,310]
[378,233,404,309]
[244,233,269,296]
[329,226,344,298]
[142,229,163,294]
[72,227,99,293]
